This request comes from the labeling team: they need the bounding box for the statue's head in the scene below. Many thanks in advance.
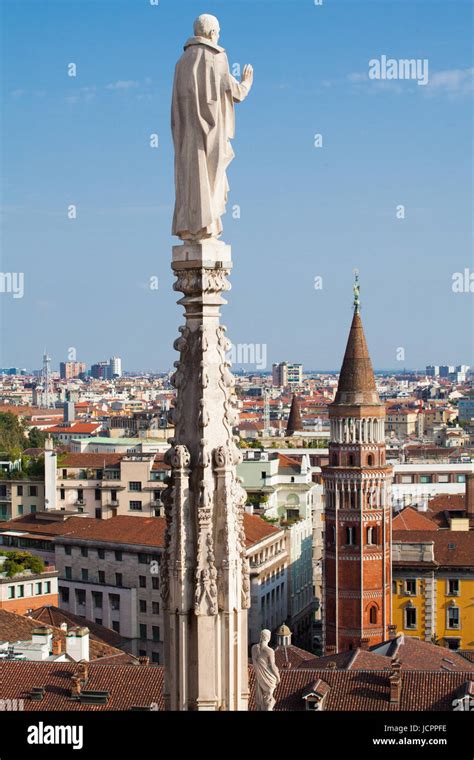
[194,14,220,44]
[260,629,271,645]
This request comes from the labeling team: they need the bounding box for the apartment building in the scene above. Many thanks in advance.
[0,511,292,660]
[0,557,58,614]
[0,479,44,522]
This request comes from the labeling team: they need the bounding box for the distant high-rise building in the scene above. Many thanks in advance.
[90,361,109,380]
[60,361,86,380]
[109,356,122,378]
[426,365,439,377]
[272,362,303,387]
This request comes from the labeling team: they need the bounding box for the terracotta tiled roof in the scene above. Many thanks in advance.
[0,609,124,661]
[0,661,164,710]
[333,312,381,406]
[278,453,301,471]
[427,494,466,527]
[1,514,281,551]
[370,635,474,672]
[2,661,471,711]
[262,669,474,711]
[242,514,283,547]
[392,507,439,532]
[28,605,129,649]
[274,644,316,670]
[45,423,102,435]
[59,453,123,468]
[393,530,474,567]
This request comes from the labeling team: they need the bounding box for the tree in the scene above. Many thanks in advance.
[0,412,27,457]
[28,427,48,448]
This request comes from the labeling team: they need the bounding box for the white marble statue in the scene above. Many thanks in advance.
[171,14,254,241]
[251,630,280,711]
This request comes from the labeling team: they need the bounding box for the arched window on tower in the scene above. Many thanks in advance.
[366,526,373,545]
[348,454,354,466]
[331,526,336,544]
[345,526,356,545]
[369,605,378,625]
[367,454,374,466]
[331,452,338,466]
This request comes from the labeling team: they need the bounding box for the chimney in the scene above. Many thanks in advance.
[31,627,53,652]
[66,627,90,662]
[466,473,474,520]
[52,638,62,655]
[138,656,150,666]
[70,675,81,697]
[325,645,337,656]
[388,624,397,640]
[389,659,402,706]
[360,637,370,651]
[326,661,337,670]
[60,622,68,632]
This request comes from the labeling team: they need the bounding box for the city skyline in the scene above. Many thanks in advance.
[1,0,473,372]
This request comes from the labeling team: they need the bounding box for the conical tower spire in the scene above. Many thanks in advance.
[286,394,302,436]
[334,273,380,407]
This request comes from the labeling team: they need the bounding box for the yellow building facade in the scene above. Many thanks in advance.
[392,534,474,650]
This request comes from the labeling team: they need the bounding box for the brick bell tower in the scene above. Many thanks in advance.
[322,274,392,654]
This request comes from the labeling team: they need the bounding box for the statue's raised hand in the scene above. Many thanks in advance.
[241,64,254,89]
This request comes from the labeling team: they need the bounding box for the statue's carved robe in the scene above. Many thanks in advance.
[251,642,280,711]
[171,36,250,240]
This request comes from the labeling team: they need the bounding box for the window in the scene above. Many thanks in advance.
[76,590,86,606]
[112,621,120,633]
[140,624,147,640]
[152,652,160,664]
[405,579,417,596]
[447,579,460,596]
[438,474,449,483]
[110,594,120,611]
[139,575,147,589]
[65,566,72,580]
[345,526,356,546]
[401,475,413,484]
[152,601,160,615]
[420,475,432,484]
[369,606,377,625]
[77,489,84,500]
[95,508,102,519]
[445,638,461,651]
[95,618,103,626]
[129,501,142,511]
[18,505,23,516]
[17,485,23,496]
[64,545,72,556]
[456,475,466,483]
[348,455,354,466]
[30,505,37,514]
[98,548,105,560]
[44,581,51,594]
[129,481,142,492]
[140,599,147,613]
[366,526,377,545]
[261,471,266,480]
[7,586,15,599]
[98,570,106,584]
[111,489,117,501]
[81,568,88,581]
[405,606,417,629]
[152,577,159,590]
[29,486,37,496]
[60,488,65,500]
[152,626,160,642]
[17,584,24,598]
[95,489,101,501]
[92,592,103,609]
[447,606,460,629]
[115,551,122,562]
[60,587,69,603]
[367,454,374,466]
[115,573,123,587]
[81,547,88,558]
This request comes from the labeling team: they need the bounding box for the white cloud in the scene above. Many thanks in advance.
[106,80,139,91]
[426,67,474,95]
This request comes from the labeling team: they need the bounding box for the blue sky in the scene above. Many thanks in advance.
[1,0,473,373]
